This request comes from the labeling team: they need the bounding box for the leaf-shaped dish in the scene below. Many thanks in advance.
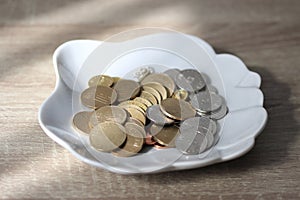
[38,34,267,174]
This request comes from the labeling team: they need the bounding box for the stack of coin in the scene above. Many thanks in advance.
[72,68,228,157]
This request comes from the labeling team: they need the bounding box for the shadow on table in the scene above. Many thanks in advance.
[134,66,299,182]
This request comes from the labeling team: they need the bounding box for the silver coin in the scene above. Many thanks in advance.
[209,104,228,120]
[175,69,206,92]
[146,104,174,126]
[163,68,181,81]
[176,131,207,155]
[180,116,216,134]
[206,84,218,94]
[190,91,223,113]
[204,132,214,150]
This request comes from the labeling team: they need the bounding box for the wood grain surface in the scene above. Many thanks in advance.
[0,0,299,199]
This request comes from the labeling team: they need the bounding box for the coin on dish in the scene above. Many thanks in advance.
[151,124,180,147]
[88,75,114,87]
[146,104,174,126]
[72,111,93,134]
[140,90,157,105]
[160,98,196,120]
[81,86,117,109]
[142,82,168,100]
[172,89,189,101]
[134,97,152,107]
[89,106,127,127]
[142,85,162,103]
[141,73,175,96]
[89,122,126,152]
[113,79,140,102]
[175,69,206,92]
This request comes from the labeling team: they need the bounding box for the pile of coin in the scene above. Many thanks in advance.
[72,68,228,157]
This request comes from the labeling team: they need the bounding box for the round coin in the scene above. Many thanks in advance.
[146,104,174,126]
[119,100,147,112]
[141,73,175,96]
[204,132,215,150]
[153,143,169,150]
[145,134,156,145]
[89,122,126,152]
[81,86,117,109]
[142,82,168,100]
[125,122,146,138]
[142,85,162,103]
[151,124,180,147]
[176,130,207,155]
[89,106,127,127]
[163,68,181,82]
[180,117,216,135]
[206,84,218,94]
[72,111,93,134]
[160,98,196,120]
[140,90,157,105]
[125,107,146,125]
[175,69,206,92]
[172,89,189,101]
[134,97,152,107]
[88,75,114,87]
[119,103,145,115]
[209,104,228,120]
[190,91,223,113]
[112,134,144,157]
[113,79,140,102]
[127,117,144,128]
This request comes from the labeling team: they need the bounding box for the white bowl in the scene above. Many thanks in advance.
[38,34,267,174]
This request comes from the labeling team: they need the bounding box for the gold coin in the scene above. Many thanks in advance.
[119,103,146,115]
[125,107,146,125]
[119,100,147,112]
[127,117,144,128]
[125,122,146,138]
[112,77,120,84]
[113,79,140,102]
[112,123,144,157]
[151,124,180,147]
[89,106,128,128]
[88,75,114,87]
[89,122,126,152]
[142,82,168,100]
[140,90,157,105]
[142,86,162,103]
[134,97,152,107]
[72,111,93,134]
[172,89,189,101]
[160,98,196,120]
[141,73,175,96]
[81,86,117,109]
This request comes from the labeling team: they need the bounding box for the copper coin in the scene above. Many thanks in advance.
[153,143,170,149]
[113,79,140,102]
[145,134,156,145]
[81,86,117,109]
[72,111,93,134]
[89,122,126,152]
[88,75,114,87]
[141,73,175,96]
[160,98,196,120]
[89,106,127,127]
[151,124,180,147]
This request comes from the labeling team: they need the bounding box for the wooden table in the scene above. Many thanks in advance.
[1,0,299,199]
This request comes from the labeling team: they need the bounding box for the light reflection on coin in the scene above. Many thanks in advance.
[127,117,144,128]
[172,89,189,101]
[119,100,147,112]
[209,104,228,120]
[72,111,93,134]
[175,69,206,92]
[89,122,126,152]
[134,97,152,107]
[125,107,146,125]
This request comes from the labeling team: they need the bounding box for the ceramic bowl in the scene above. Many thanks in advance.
[38,34,267,174]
